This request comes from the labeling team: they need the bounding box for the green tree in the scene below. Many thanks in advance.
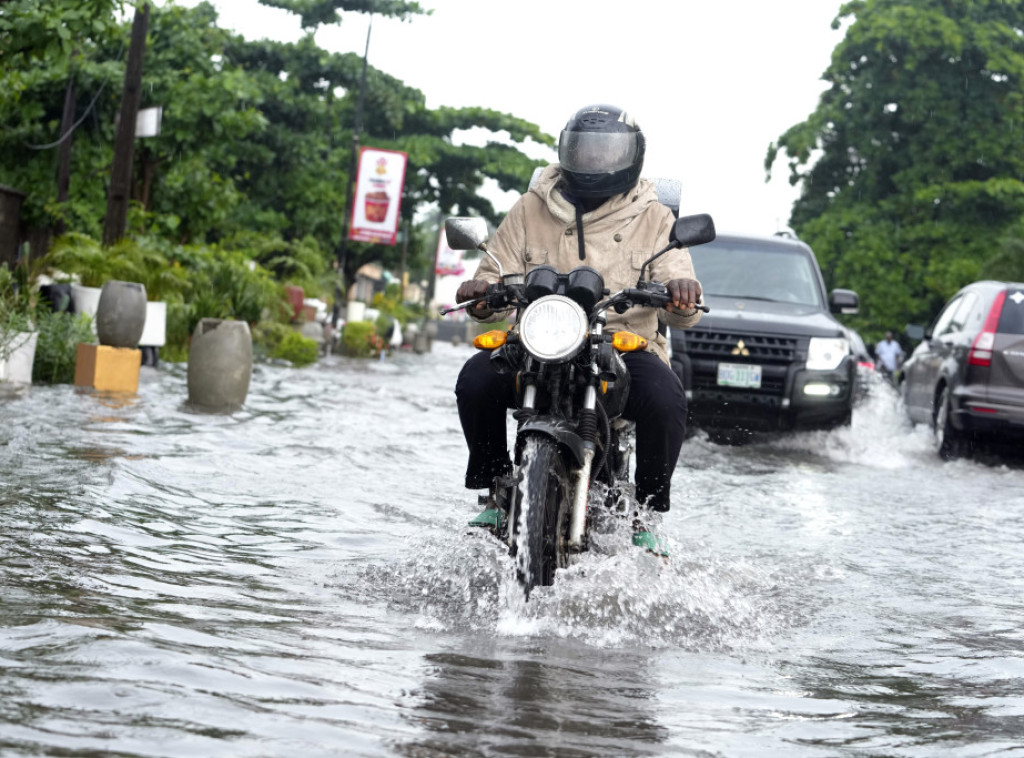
[766,0,1024,340]
[222,30,551,287]
[0,0,552,296]
[0,0,126,235]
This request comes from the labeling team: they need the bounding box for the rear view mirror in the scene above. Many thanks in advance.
[670,214,716,249]
[638,213,716,285]
[445,217,489,252]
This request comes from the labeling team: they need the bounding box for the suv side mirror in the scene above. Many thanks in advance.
[905,324,925,342]
[829,288,859,315]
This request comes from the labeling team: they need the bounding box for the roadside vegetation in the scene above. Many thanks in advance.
[0,0,551,367]
[767,0,1024,342]
[2,0,1024,369]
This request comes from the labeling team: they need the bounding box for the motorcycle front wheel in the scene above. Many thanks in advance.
[513,436,572,598]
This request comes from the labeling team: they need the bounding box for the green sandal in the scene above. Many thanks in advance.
[632,529,669,557]
[468,507,503,529]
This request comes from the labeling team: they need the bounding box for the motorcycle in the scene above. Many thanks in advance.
[441,213,716,598]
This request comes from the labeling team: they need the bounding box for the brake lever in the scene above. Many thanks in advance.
[438,298,483,316]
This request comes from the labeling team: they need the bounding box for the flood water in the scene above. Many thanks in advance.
[2,341,1024,757]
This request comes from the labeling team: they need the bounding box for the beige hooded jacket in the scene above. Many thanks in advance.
[470,164,703,365]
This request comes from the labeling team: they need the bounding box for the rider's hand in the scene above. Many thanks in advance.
[664,278,702,313]
[456,279,492,315]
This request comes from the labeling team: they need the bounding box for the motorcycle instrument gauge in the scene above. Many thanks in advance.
[524,265,559,301]
[518,295,588,362]
[566,266,604,310]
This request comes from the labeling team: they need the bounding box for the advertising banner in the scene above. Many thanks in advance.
[434,227,465,277]
[349,147,408,245]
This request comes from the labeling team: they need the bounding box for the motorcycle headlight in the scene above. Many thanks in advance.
[518,295,588,362]
[807,337,849,371]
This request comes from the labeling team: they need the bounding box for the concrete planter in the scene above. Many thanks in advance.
[0,331,38,387]
[96,280,147,348]
[187,318,252,412]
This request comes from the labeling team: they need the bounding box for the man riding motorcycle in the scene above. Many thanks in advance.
[454,104,704,553]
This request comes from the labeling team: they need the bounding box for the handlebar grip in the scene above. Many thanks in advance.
[485,286,507,310]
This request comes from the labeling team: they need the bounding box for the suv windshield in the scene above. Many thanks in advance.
[690,244,823,307]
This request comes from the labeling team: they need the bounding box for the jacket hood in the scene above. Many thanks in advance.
[529,164,663,227]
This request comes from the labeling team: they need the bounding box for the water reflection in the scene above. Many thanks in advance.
[786,647,1024,752]
[397,640,667,757]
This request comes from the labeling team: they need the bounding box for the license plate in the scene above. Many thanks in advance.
[717,362,762,388]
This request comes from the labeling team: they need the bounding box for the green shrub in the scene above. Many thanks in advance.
[32,310,95,384]
[252,320,292,360]
[342,320,379,358]
[0,264,34,363]
[371,284,425,329]
[42,233,189,300]
[271,330,319,367]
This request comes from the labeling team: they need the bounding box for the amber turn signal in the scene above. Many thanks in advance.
[611,331,648,352]
[473,330,508,350]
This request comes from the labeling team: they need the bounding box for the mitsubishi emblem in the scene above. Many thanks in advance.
[731,340,750,357]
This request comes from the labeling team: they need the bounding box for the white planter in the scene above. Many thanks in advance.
[139,301,167,347]
[346,301,366,323]
[0,331,38,386]
[70,283,101,336]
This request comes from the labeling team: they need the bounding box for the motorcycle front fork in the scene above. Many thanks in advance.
[515,364,599,553]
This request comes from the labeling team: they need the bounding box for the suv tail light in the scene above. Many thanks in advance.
[968,290,1008,367]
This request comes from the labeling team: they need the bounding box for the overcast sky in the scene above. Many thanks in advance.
[179,0,847,236]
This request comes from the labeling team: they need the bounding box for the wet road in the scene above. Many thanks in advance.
[2,341,1024,757]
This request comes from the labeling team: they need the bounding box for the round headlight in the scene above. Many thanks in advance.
[518,295,588,362]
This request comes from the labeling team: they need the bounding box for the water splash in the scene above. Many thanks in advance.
[361,510,798,652]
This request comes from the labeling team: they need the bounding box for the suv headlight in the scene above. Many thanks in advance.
[518,294,588,361]
[806,337,849,371]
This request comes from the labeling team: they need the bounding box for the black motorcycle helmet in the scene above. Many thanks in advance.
[558,104,646,199]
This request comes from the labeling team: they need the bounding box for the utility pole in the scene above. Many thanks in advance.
[102,2,149,247]
[55,75,75,236]
[331,15,372,327]
[399,218,409,301]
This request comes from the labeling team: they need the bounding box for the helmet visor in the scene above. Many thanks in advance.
[558,130,638,175]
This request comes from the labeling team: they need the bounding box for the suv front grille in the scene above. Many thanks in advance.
[684,329,799,363]
[681,329,800,396]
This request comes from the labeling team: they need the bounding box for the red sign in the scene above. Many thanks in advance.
[434,227,466,277]
[349,147,408,245]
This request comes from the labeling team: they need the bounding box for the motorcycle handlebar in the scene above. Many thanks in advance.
[439,282,709,317]
[608,286,710,314]
[438,282,515,316]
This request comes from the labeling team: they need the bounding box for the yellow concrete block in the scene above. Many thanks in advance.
[74,343,141,393]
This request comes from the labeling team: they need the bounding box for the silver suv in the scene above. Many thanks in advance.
[899,280,1024,460]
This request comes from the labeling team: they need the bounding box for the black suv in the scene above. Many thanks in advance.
[670,232,859,443]
[898,280,1024,460]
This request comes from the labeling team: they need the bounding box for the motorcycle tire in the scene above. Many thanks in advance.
[513,436,571,598]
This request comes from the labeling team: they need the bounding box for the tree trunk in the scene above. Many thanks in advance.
[102,3,149,247]
[55,76,75,235]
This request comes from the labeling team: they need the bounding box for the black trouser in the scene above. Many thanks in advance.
[454,349,686,511]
